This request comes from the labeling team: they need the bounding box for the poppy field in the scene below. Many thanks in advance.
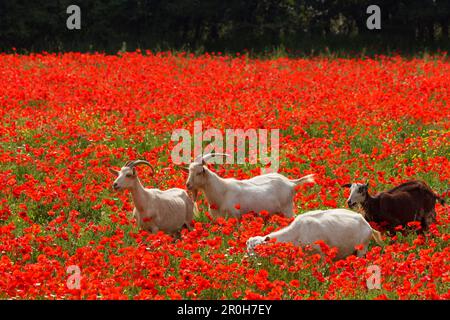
[0,51,449,300]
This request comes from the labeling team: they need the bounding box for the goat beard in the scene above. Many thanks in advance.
[355,206,366,216]
[189,189,199,202]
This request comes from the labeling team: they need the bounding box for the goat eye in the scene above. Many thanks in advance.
[126,174,133,178]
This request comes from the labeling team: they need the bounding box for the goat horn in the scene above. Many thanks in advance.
[126,160,155,174]
[124,160,134,167]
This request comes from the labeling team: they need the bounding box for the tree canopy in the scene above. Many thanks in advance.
[0,0,449,54]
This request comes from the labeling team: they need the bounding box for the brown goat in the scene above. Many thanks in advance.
[342,180,445,233]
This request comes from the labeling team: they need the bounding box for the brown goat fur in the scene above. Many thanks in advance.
[343,180,445,233]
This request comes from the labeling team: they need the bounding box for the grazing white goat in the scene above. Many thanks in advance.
[247,208,383,260]
[184,153,315,218]
[109,160,194,234]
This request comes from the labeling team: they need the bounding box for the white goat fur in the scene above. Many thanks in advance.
[110,164,194,234]
[186,154,315,218]
[247,208,383,259]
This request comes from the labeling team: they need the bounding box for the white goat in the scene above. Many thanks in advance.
[247,208,383,260]
[109,160,194,234]
[184,153,315,218]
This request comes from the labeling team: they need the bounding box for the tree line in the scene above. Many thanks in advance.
[0,0,449,55]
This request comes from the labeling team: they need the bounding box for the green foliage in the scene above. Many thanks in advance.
[0,0,449,54]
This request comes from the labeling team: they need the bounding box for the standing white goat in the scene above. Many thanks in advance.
[184,153,315,218]
[247,208,383,260]
[109,160,194,234]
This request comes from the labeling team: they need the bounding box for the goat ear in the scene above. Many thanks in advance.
[264,236,270,242]
[109,168,119,176]
[341,183,352,188]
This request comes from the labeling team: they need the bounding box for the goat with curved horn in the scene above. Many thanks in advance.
[109,159,194,235]
[185,154,315,218]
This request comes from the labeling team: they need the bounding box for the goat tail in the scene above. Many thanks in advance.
[292,174,315,186]
[371,229,384,246]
